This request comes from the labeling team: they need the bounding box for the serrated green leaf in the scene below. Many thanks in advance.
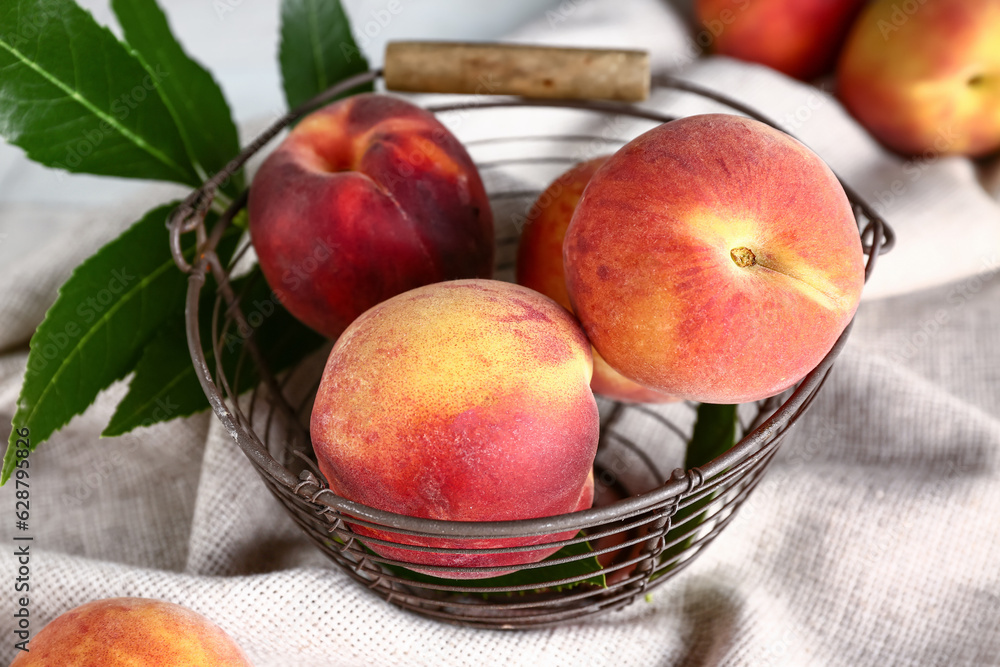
[111,0,244,193]
[101,320,204,436]
[368,533,606,593]
[103,269,326,436]
[278,0,372,111]
[0,0,199,184]
[1,203,217,484]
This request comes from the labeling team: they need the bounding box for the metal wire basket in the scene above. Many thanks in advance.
[168,65,894,630]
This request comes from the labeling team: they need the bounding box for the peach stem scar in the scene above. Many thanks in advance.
[730,247,757,267]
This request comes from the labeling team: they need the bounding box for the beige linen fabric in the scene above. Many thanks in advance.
[1,0,999,665]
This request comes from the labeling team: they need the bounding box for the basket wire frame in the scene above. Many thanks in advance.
[168,69,894,629]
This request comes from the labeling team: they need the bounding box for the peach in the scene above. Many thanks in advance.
[310,279,599,578]
[516,156,675,404]
[249,93,494,339]
[11,598,252,666]
[696,0,867,80]
[837,0,1000,156]
[564,114,865,404]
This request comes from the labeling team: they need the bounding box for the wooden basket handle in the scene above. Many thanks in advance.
[383,41,650,102]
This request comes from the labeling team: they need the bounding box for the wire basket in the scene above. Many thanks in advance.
[168,67,894,630]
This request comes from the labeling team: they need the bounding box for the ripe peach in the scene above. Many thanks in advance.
[249,93,494,339]
[11,598,252,666]
[837,0,1000,156]
[696,0,867,80]
[310,279,599,578]
[516,156,675,404]
[564,114,865,404]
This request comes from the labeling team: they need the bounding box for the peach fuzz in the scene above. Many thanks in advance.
[249,93,493,339]
[837,0,1000,156]
[310,279,599,578]
[516,156,676,404]
[11,598,252,666]
[696,0,867,80]
[564,114,865,404]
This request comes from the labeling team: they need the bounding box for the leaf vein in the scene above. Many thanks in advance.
[21,254,180,430]
[0,35,193,182]
[307,0,327,93]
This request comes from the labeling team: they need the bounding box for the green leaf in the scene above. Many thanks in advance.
[1,203,214,484]
[0,0,199,184]
[278,0,372,111]
[369,534,606,593]
[111,0,244,192]
[685,403,738,470]
[103,269,326,436]
[657,403,739,574]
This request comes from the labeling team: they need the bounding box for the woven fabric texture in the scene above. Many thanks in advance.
[1,0,998,665]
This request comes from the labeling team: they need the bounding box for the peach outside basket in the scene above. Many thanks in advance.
[167,43,894,630]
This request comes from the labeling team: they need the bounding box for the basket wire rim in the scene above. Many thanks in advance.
[172,69,893,540]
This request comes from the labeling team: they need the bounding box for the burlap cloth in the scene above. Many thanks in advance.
[1,0,998,664]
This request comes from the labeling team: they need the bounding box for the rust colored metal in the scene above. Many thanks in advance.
[168,65,893,630]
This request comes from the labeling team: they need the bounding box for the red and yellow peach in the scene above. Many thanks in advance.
[696,0,867,80]
[11,598,253,666]
[564,114,865,404]
[310,279,599,578]
[249,93,494,339]
[837,0,1000,156]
